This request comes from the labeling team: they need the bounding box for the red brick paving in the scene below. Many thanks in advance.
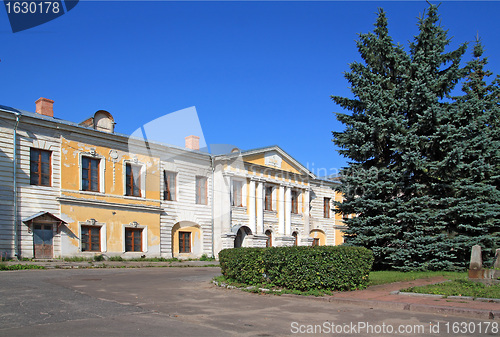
[327,277,500,320]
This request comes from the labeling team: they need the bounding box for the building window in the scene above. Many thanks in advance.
[291,190,299,214]
[265,230,272,247]
[292,232,298,246]
[232,180,243,207]
[324,198,331,218]
[196,176,207,204]
[164,171,176,201]
[125,228,142,252]
[30,148,51,186]
[312,238,320,246]
[126,163,142,197]
[82,156,100,192]
[179,231,191,253]
[265,186,273,211]
[81,225,100,252]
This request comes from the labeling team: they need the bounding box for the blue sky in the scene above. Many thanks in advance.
[2,1,500,176]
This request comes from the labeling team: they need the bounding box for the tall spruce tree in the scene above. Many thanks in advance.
[331,5,498,270]
[332,8,410,270]
[445,41,500,266]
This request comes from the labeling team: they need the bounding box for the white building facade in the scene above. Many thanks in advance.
[0,98,345,260]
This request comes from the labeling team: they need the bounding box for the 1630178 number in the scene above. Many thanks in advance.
[5,1,60,14]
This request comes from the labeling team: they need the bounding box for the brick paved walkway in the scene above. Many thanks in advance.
[327,277,500,320]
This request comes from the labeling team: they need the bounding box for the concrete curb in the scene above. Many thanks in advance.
[326,297,500,321]
[395,291,500,303]
[2,260,220,269]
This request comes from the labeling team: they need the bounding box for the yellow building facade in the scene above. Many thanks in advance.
[58,136,163,258]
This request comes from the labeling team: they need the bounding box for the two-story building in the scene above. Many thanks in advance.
[0,98,345,260]
[212,147,343,256]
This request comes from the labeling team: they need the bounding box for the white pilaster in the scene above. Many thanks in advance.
[249,179,256,234]
[278,184,285,235]
[285,186,292,236]
[304,188,310,235]
[256,181,264,234]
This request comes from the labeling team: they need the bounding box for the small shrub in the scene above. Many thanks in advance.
[108,256,124,261]
[200,254,215,261]
[94,254,104,262]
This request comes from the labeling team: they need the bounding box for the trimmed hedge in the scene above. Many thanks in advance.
[219,248,267,285]
[219,246,373,291]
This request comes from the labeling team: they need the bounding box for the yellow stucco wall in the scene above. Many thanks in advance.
[309,229,326,246]
[61,204,160,253]
[171,223,202,258]
[280,160,301,175]
[335,229,344,246]
[334,190,344,222]
[60,138,161,200]
[244,154,301,175]
[59,137,162,255]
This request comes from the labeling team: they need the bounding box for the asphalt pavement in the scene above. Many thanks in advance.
[1,265,498,336]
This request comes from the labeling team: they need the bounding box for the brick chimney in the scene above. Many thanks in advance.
[35,97,54,117]
[185,135,200,151]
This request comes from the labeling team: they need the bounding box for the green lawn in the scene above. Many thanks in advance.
[368,271,466,286]
[401,279,500,299]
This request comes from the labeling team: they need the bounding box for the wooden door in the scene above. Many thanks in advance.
[33,224,53,258]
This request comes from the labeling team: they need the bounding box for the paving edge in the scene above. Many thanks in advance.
[213,281,500,321]
[394,291,500,303]
[327,297,500,321]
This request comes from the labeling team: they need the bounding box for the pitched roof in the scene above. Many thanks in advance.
[215,145,316,179]
[22,211,68,224]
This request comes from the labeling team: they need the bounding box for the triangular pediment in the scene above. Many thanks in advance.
[240,146,315,178]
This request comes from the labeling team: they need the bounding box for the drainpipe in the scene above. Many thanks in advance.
[210,156,215,258]
[13,113,21,259]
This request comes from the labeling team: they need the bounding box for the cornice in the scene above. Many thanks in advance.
[57,195,163,213]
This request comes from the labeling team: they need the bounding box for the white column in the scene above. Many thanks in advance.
[256,181,264,234]
[248,179,256,234]
[304,188,310,236]
[285,186,292,236]
[221,174,232,233]
[278,185,285,235]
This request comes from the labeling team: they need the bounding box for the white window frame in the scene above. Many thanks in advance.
[163,170,177,201]
[291,189,302,214]
[264,184,277,211]
[195,175,208,205]
[123,160,146,198]
[78,220,107,252]
[231,178,246,207]
[78,151,105,193]
[122,223,148,253]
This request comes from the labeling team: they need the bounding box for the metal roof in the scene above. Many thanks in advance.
[22,211,67,224]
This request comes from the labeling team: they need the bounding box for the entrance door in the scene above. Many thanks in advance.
[33,224,53,258]
[234,228,244,248]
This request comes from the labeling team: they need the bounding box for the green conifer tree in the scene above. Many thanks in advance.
[445,41,500,266]
[330,5,499,270]
[332,8,411,270]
